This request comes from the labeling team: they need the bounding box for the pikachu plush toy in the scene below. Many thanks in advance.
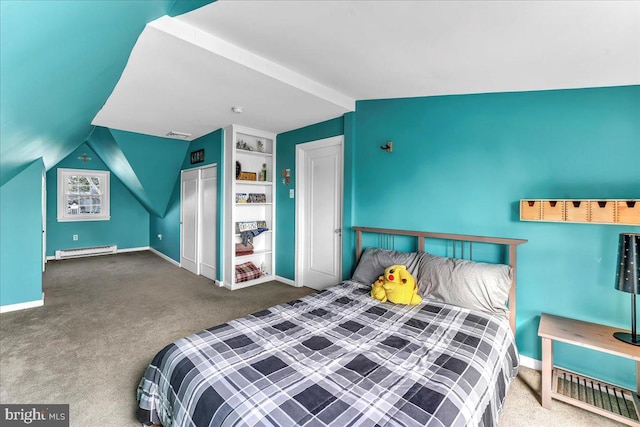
[371,265,423,305]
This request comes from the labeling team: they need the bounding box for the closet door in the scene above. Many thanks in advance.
[199,166,217,281]
[181,169,199,274]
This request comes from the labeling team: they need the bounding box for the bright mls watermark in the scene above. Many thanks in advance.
[1,405,68,426]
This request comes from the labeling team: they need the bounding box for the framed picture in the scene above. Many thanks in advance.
[190,149,205,165]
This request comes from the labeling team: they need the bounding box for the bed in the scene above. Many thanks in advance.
[137,227,527,427]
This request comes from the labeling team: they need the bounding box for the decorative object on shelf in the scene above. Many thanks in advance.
[260,164,267,182]
[613,233,640,346]
[281,168,291,185]
[236,139,253,151]
[235,221,268,234]
[236,221,258,233]
[248,193,266,203]
[238,171,257,181]
[235,242,254,256]
[235,261,262,283]
[380,141,393,153]
[235,193,249,203]
[190,149,205,165]
[235,161,241,179]
[240,228,268,245]
[257,140,264,152]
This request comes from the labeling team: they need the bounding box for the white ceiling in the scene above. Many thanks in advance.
[93,1,640,140]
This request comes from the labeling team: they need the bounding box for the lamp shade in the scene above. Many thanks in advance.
[615,233,640,294]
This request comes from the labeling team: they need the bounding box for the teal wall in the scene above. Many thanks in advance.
[149,129,224,280]
[46,143,149,256]
[108,129,188,216]
[0,159,44,306]
[150,179,182,263]
[275,117,347,280]
[353,85,640,389]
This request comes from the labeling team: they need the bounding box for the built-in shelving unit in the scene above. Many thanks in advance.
[224,125,276,290]
[520,199,640,225]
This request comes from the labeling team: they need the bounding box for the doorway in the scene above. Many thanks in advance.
[180,164,217,281]
[295,136,343,290]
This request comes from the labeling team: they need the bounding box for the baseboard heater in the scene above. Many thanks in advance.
[55,245,117,260]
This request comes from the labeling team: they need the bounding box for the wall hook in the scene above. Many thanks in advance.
[380,141,393,153]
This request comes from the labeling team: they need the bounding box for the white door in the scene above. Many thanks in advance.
[199,166,217,281]
[296,136,343,290]
[181,169,199,274]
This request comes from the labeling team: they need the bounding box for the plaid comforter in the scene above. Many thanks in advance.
[137,281,518,427]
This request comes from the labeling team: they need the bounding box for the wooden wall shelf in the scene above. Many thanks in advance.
[520,199,640,225]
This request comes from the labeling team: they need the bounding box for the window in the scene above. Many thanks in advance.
[57,168,110,222]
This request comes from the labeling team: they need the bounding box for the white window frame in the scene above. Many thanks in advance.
[57,168,110,222]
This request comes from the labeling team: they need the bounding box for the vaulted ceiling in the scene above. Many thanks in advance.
[2,0,638,217]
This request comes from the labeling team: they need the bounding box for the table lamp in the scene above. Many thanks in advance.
[614,233,640,345]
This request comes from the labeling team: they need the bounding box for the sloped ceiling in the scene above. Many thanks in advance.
[0,0,213,195]
[93,0,639,141]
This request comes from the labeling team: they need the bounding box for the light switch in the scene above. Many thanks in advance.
[289,189,295,198]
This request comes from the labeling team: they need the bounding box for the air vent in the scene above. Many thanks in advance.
[166,131,191,139]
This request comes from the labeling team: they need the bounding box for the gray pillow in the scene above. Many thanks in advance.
[418,253,512,319]
[351,248,424,286]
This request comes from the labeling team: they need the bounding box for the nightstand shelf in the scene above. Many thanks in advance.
[539,313,640,426]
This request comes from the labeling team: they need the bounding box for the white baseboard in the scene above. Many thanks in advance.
[520,354,542,371]
[274,275,297,287]
[1,292,45,314]
[149,247,181,267]
[214,280,224,287]
[118,246,149,253]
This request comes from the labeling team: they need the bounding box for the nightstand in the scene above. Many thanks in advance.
[538,313,640,426]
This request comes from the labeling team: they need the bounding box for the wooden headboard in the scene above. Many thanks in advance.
[352,227,527,334]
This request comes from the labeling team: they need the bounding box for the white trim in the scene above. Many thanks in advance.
[57,168,111,222]
[117,246,150,253]
[520,354,542,371]
[275,275,297,287]
[215,280,224,287]
[1,293,45,314]
[149,247,181,267]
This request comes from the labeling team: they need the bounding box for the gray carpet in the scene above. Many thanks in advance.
[0,252,624,426]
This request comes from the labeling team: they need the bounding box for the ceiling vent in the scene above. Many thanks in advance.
[166,131,192,139]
